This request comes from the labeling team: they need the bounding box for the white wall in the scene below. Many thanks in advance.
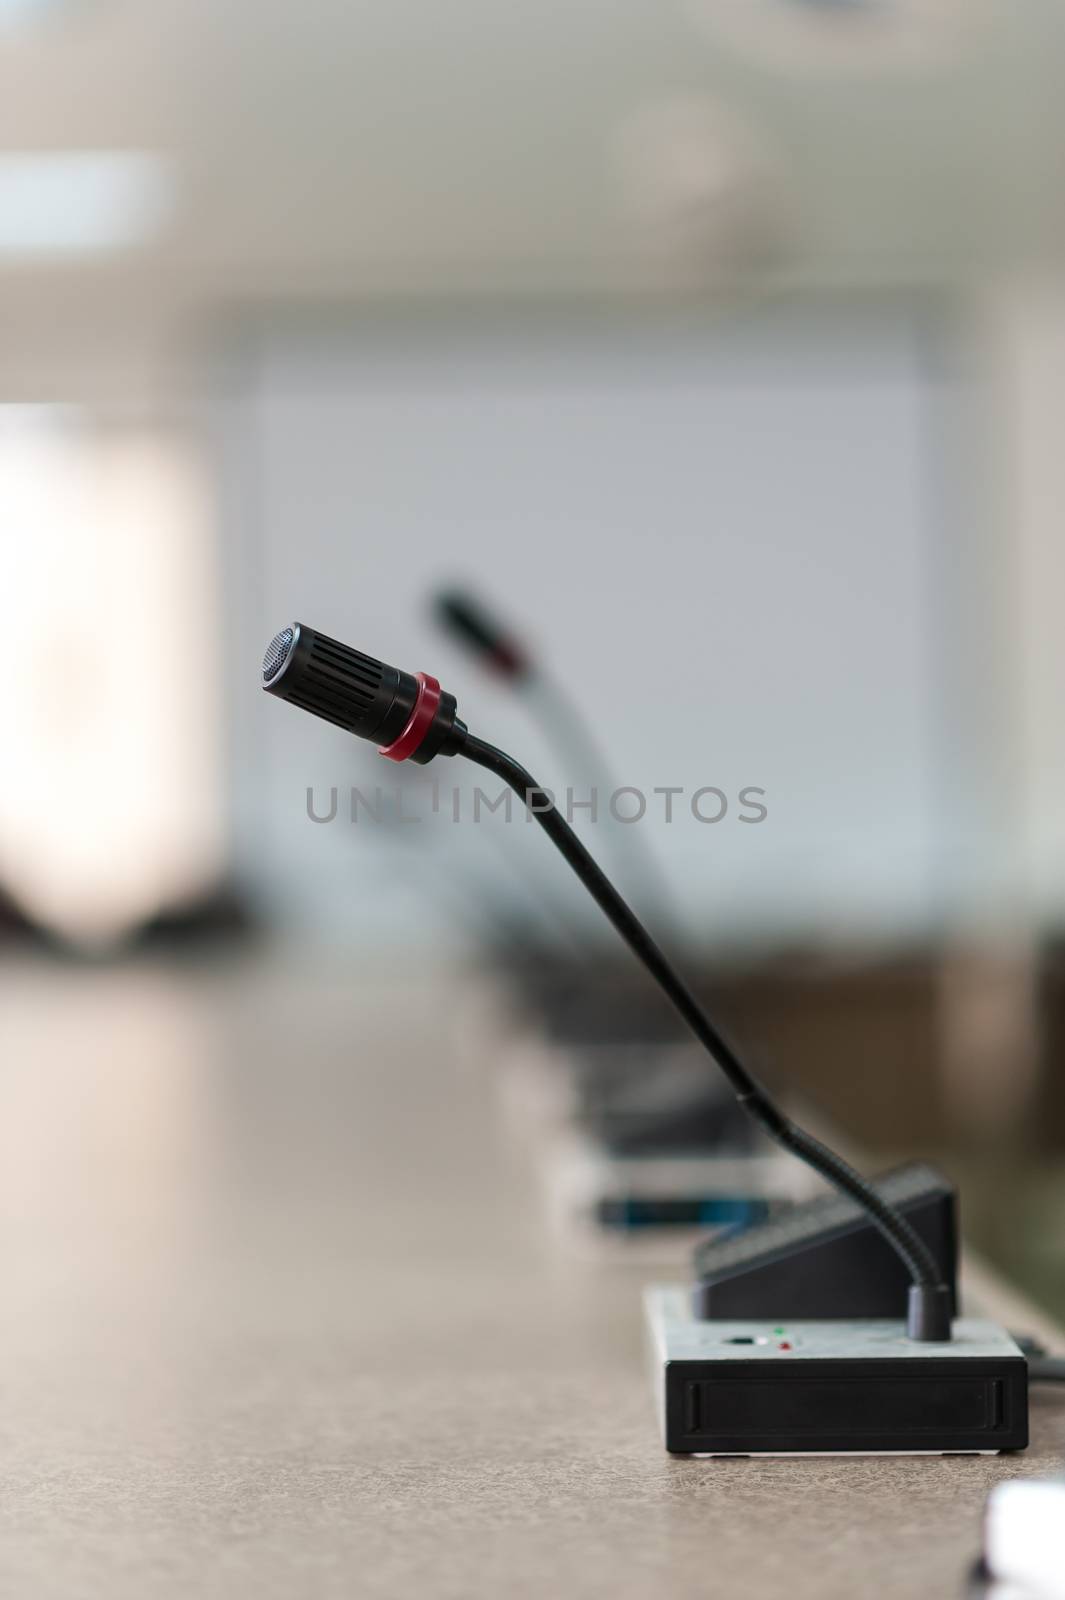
[980,283,1065,927]
[220,305,957,952]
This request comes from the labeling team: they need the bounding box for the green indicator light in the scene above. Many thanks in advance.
[773,1326,786,1336]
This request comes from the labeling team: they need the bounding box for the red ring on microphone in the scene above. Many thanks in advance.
[378,673,442,762]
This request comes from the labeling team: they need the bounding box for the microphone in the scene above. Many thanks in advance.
[433,590,530,682]
[270,623,590,975]
[262,623,466,765]
[262,619,953,1343]
[432,585,677,931]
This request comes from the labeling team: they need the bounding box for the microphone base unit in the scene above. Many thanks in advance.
[692,1161,958,1321]
[545,1134,820,1246]
[644,1288,1028,1456]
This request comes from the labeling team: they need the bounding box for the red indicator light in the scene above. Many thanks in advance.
[779,1341,793,1351]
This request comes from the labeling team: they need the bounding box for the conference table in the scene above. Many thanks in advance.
[1,955,1062,1599]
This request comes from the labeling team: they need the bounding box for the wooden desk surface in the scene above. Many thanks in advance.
[1,957,1062,1600]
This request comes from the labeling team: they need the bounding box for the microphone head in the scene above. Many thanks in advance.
[262,625,297,684]
[433,588,530,681]
[261,622,465,764]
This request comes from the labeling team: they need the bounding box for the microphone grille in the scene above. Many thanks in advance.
[262,626,295,682]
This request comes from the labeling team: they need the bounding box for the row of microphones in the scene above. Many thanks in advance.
[437,589,747,1167]
[262,619,953,1343]
[433,588,678,935]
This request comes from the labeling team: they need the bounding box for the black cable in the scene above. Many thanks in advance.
[1029,1356,1065,1383]
[1013,1331,1065,1381]
[525,673,677,933]
[463,733,947,1310]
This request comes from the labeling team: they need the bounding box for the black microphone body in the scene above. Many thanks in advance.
[263,623,465,765]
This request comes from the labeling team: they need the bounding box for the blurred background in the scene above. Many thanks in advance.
[1,0,1064,1318]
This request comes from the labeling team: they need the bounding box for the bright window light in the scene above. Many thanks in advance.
[0,408,222,943]
[0,152,173,258]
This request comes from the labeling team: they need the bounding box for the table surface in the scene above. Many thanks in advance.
[1,956,1062,1600]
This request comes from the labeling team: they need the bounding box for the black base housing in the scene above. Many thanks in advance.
[663,1350,1028,1455]
[692,1162,957,1321]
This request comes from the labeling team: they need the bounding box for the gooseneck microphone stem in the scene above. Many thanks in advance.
[261,621,952,1340]
[462,732,951,1341]
[526,672,676,934]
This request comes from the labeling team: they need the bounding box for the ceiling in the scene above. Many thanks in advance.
[0,0,1062,400]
